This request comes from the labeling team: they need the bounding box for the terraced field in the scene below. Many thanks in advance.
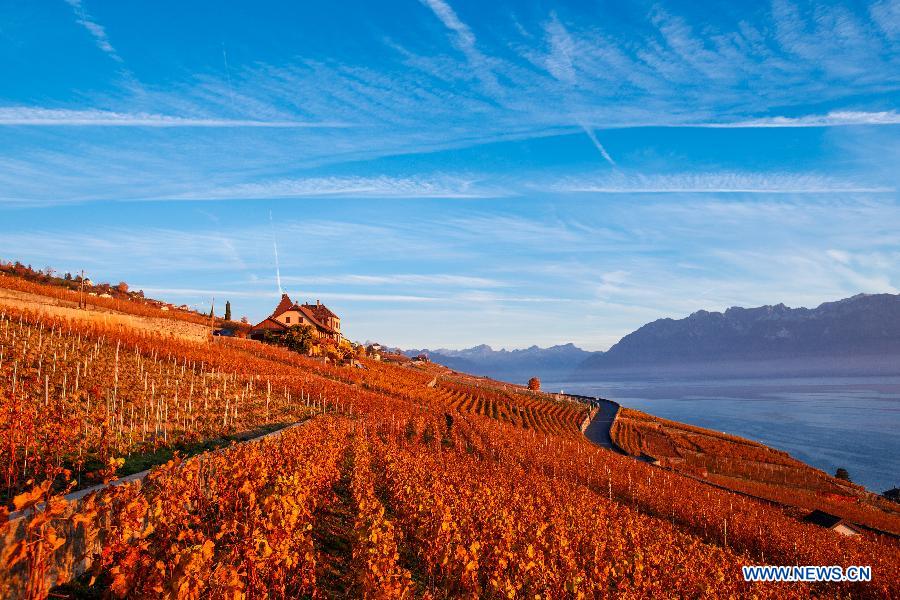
[424,381,586,435]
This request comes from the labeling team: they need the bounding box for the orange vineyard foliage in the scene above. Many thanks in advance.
[0,308,320,499]
[611,407,900,535]
[349,435,414,599]
[88,417,349,598]
[0,293,898,599]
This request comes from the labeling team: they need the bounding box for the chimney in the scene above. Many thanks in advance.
[317,299,320,307]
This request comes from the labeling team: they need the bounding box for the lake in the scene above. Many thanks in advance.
[546,376,900,493]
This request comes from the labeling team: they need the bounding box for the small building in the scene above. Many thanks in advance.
[802,510,861,536]
[381,352,411,364]
[250,294,342,343]
[636,453,661,467]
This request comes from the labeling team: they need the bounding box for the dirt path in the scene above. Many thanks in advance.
[0,285,211,342]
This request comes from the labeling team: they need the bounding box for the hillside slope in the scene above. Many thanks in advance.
[610,407,900,535]
[0,283,212,342]
[1,277,897,598]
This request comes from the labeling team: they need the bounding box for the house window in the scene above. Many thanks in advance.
[285,316,291,323]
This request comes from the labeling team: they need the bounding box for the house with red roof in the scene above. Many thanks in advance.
[249,293,342,343]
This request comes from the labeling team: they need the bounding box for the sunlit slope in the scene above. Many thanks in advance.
[612,406,900,535]
[0,279,897,598]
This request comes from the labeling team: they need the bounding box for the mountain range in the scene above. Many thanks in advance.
[402,343,593,383]
[404,293,900,383]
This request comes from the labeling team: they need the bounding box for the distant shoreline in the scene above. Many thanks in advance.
[570,354,900,381]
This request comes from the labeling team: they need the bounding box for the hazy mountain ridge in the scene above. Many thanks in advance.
[578,293,900,376]
[405,293,900,382]
[403,343,595,382]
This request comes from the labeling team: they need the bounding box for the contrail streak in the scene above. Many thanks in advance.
[269,210,283,296]
[222,43,237,112]
[580,124,616,165]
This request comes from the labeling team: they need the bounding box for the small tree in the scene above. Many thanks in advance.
[283,324,316,354]
[324,343,342,363]
[527,377,541,391]
[208,305,215,319]
[240,315,249,324]
[835,467,851,482]
[224,300,232,321]
[116,281,129,294]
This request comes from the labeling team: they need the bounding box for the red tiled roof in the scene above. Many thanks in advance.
[250,316,288,332]
[302,302,339,320]
[271,293,294,318]
[293,305,330,333]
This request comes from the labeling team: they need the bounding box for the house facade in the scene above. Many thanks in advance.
[250,294,342,343]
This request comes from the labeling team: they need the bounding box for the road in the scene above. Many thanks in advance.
[583,398,623,452]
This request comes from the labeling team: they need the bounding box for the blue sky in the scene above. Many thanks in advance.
[0,0,898,350]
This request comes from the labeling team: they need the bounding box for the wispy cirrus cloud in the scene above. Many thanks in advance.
[870,0,900,39]
[2,1,897,209]
[419,0,500,93]
[0,227,251,272]
[281,274,505,288]
[537,14,616,165]
[542,13,577,84]
[546,172,894,194]
[139,287,437,303]
[166,176,507,201]
[0,107,349,128]
[62,0,121,62]
[693,111,900,128]
[0,148,890,207]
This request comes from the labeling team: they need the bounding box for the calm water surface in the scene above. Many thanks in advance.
[546,376,900,493]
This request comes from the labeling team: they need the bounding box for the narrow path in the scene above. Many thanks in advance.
[4,419,316,599]
[9,419,311,521]
[582,398,624,452]
[312,444,356,598]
